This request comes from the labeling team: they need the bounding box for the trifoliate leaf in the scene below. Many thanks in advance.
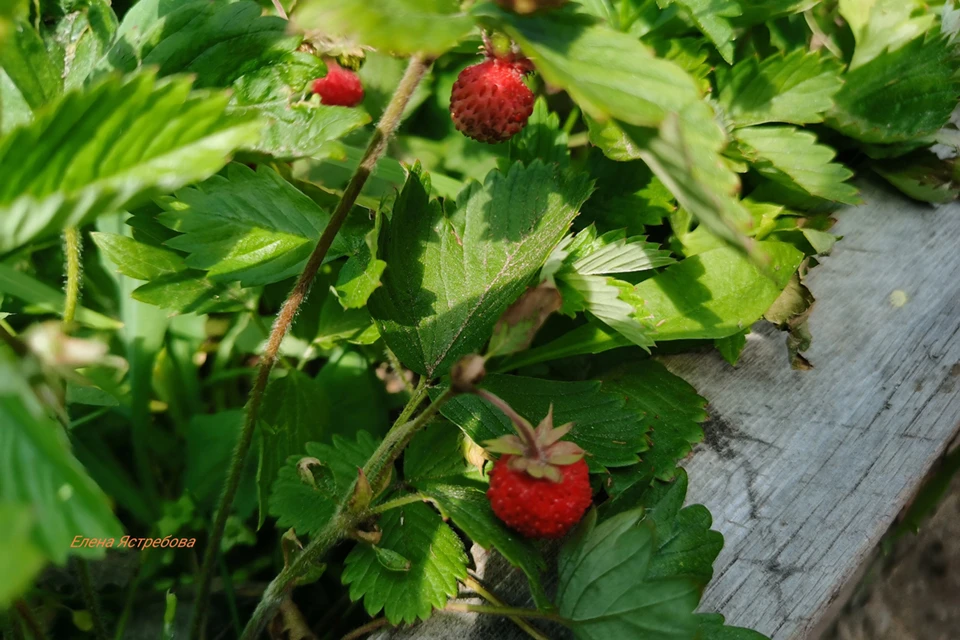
[826,36,960,144]
[369,162,592,378]
[696,613,770,639]
[717,49,843,127]
[839,0,936,70]
[477,5,705,127]
[342,502,467,624]
[437,373,648,469]
[268,432,379,536]
[635,241,804,340]
[599,360,707,489]
[294,0,473,56]
[0,73,261,254]
[735,126,859,205]
[557,509,700,640]
[667,0,742,63]
[0,354,123,564]
[158,164,363,287]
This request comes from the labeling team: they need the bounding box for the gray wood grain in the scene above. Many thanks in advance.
[380,181,960,640]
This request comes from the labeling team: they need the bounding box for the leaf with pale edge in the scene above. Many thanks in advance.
[556,273,656,349]
[735,126,859,205]
[0,354,123,564]
[635,241,804,340]
[294,0,473,56]
[557,508,700,640]
[0,72,260,254]
[268,432,378,536]
[717,50,843,127]
[369,163,592,377]
[826,36,960,144]
[839,0,936,70]
[476,5,705,128]
[600,360,707,490]
[404,426,549,606]
[342,502,467,624]
[158,164,360,287]
[436,373,647,469]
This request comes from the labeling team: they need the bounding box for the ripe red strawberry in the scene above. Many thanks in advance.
[488,455,591,538]
[450,58,535,144]
[484,405,593,538]
[312,63,364,107]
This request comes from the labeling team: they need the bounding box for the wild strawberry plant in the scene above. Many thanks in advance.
[1,0,958,639]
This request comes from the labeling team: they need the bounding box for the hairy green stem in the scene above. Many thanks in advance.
[392,375,428,431]
[62,227,81,327]
[74,559,107,640]
[462,576,549,640]
[385,347,414,394]
[367,492,426,515]
[239,386,455,640]
[191,52,435,640]
[444,602,567,624]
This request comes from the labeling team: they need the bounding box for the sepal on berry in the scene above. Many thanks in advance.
[483,405,584,484]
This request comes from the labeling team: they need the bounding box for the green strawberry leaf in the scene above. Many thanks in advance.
[557,508,700,640]
[717,49,843,127]
[268,432,379,536]
[335,214,387,309]
[0,504,45,609]
[555,272,656,349]
[294,0,474,56]
[505,97,569,168]
[583,152,676,233]
[0,19,62,111]
[184,411,256,517]
[826,36,960,144]
[734,126,859,205]
[600,360,707,490]
[839,0,936,70]
[560,225,676,276]
[158,164,364,287]
[342,502,467,624]
[47,0,118,93]
[715,329,749,366]
[436,373,648,469]
[0,350,124,564]
[665,0,741,63]
[635,241,804,340]
[0,72,261,254]
[91,232,186,281]
[369,162,592,378]
[872,150,960,204]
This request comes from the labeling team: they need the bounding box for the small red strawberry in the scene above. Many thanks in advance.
[484,403,593,538]
[450,58,535,144]
[312,62,364,107]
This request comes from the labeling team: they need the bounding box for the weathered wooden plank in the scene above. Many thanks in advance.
[380,181,960,640]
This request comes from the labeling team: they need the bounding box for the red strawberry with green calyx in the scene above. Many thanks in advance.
[484,403,592,539]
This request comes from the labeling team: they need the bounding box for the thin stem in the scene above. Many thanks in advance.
[270,0,288,19]
[13,601,45,640]
[195,52,435,640]
[74,560,107,640]
[340,618,389,640]
[444,602,567,624]
[62,227,81,327]
[239,386,456,640]
[367,492,425,515]
[393,376,428,427]
[461,576,549,640]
